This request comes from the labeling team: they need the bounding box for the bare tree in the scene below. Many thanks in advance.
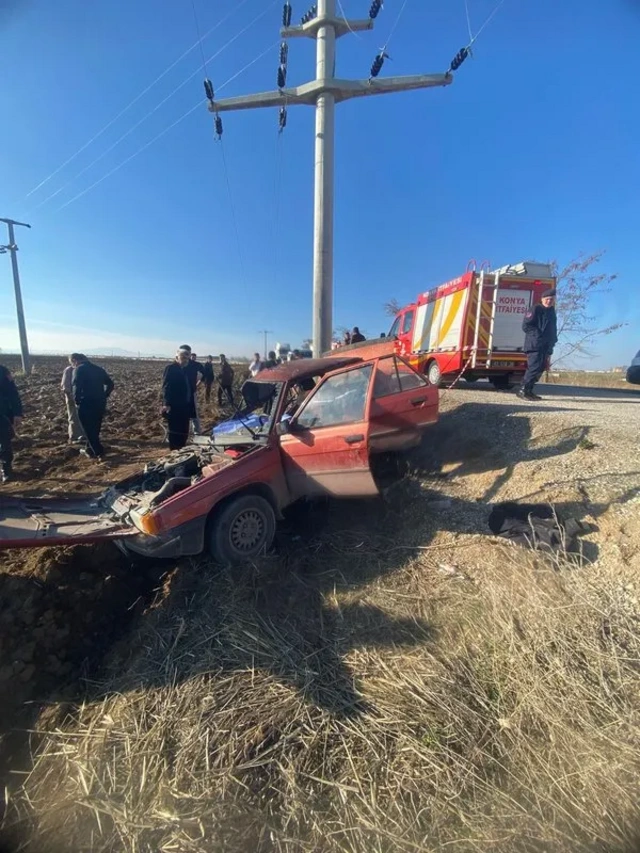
[383,298,402,318]
[551,251,623,368]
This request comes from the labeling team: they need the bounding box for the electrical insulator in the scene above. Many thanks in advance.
[279,106,287,131]
[370,51,387,78]
[203,79,214,102]
[301,4,317,24]
[279,42,289,65]
[214,114,223,139]
[449,46,469,71]
[277,64,287,88]
[282,2,292,27]
[369,0,383,19]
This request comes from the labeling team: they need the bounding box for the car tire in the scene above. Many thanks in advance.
[209,494,276,563]
[626,366,640,386]
[491,375,516,391]
[427,360,442,386]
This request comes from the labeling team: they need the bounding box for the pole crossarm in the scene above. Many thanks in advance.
[208,73,451,113]
[281,18,373,39]
[0,217,31,229]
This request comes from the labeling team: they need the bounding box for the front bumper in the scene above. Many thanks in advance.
[115,517,206,559]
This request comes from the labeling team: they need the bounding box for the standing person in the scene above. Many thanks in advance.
[264,350,278,369]
[61,358,84,444]
[202,355,215,402]
[351,326,366,344]
[217,354,235,407]
[342,330,352,346]
[0,365,23,484]
[518,289,558,401]
[249,352,264,377]
[185,350,205,434]
[162,349,193,450]
[71,354,114,459]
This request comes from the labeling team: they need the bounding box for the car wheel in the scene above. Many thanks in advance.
[427,360,442,386]
[209,494,276,562]
[491,375,516,390]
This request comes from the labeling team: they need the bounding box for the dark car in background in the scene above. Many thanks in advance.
[627,350,640,385]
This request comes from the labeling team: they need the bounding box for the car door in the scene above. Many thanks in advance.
[278,363,379,499]
[368,355,438,452]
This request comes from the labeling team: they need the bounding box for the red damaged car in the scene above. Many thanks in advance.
[0,352,438,562]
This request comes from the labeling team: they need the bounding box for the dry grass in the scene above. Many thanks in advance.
[5,511,640,853]
[545,371,637,390]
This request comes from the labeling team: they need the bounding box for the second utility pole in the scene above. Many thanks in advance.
[208,0,452,356]
[0,217,32,375]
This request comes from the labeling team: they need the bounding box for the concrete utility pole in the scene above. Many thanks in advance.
[0,217,32,374]
[208,0,452,356]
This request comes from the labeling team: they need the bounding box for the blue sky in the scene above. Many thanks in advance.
[1,0,638,364]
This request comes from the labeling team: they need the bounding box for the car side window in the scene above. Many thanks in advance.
[373,357,401,398]
[401,310,414,335]
[373,356,427,398]
[295,365,373,429]
[388,315,401,339]
[395,356,429,391]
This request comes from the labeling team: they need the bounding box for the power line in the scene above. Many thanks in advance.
[218,137,248,295]
[53,43,275,213]
[24,0,255,200]
[464,0,473,41]
[29,2,278,215]
[337,0,364,39]
[190,0,209,76]
[471,0,507,43]
[381,0,411,51]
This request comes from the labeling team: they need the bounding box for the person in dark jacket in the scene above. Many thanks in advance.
[162,350,193,450]
[518,289,558,401]
[0,365,24,483]
[71,354,114,458]
[202,355,215,402]
[217,354,235,407]
[264,351,278,369]
[351,327,365,344]
[185,351,205,434]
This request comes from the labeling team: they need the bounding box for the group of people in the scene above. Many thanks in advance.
[0,352,115,482]
[249,350,280,377]
[162,346,236,450]
[331,326,366,350]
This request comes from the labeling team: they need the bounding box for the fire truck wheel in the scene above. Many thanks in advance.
[209,494,276,563]
[427,360,442,386]
[491,375,516,391]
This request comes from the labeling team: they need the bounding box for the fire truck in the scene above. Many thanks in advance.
[389,260,557,388]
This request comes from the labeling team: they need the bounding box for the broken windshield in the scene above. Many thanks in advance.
[212,381,284,439]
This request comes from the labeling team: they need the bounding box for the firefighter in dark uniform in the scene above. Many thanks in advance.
[518,288,558,401]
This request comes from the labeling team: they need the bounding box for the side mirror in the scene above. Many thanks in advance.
[275,421,289,436]
[380,332,386,338]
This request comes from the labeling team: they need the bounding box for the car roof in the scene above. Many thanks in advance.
[253,356,362,382]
